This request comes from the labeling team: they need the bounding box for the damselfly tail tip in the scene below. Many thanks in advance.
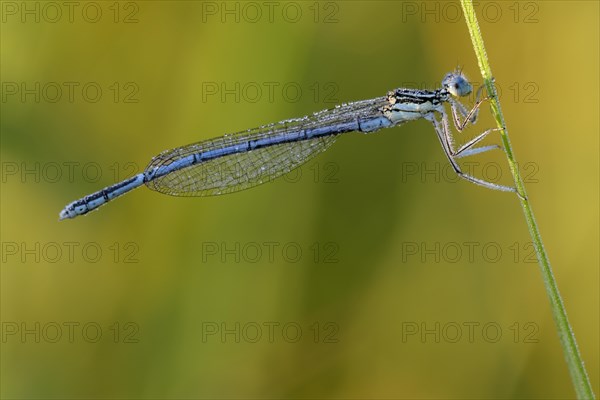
[59,205,75,221]
[58,210,68,221]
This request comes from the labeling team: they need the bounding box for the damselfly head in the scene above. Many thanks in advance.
[442,72,472,98]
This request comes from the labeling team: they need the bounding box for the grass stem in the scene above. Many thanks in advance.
[459,1,595,398]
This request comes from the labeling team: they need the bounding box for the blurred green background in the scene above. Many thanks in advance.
[1,1,598,398]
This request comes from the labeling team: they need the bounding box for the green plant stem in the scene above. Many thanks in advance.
[459,1,595,398]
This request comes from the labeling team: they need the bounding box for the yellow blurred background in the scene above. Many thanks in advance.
[1,1,598,398]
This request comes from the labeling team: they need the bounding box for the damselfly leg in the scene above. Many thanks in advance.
[433,84,516,193]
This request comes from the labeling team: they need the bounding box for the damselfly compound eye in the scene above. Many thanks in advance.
[442,73,473,97]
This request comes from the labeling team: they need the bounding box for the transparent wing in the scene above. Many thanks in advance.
[145,96,388,197]
[146,135,336,196]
